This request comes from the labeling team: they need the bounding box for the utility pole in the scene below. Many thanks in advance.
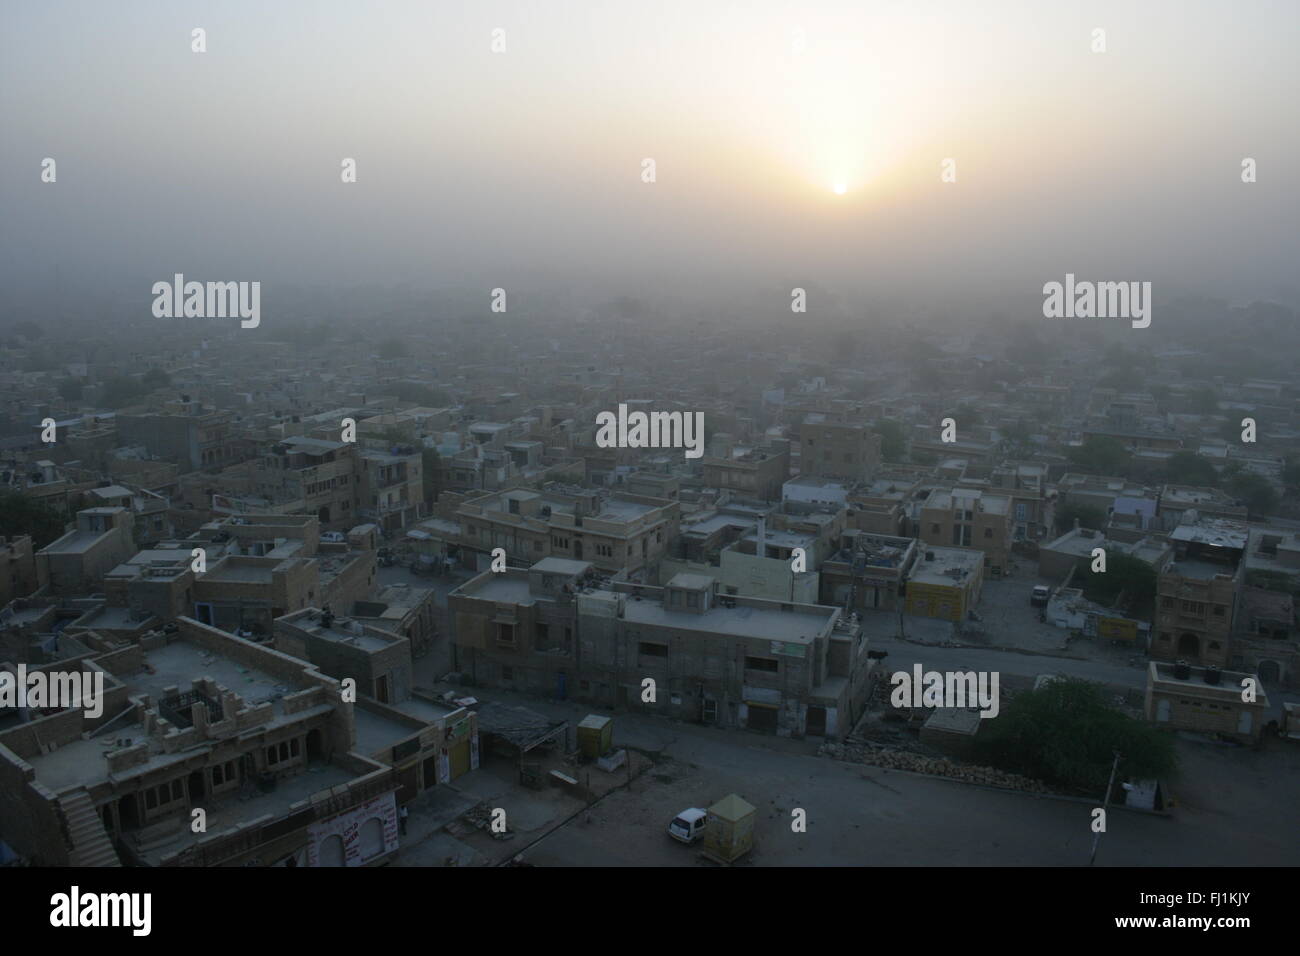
[1089,750,1122,866]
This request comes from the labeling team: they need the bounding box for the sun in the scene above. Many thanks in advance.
[832,182,847,195]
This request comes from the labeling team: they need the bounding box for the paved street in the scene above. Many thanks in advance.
[519,715,1300,867]
[378,558,1299,867]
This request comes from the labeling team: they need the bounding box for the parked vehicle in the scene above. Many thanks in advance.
[668,808,708,844]
[321,531,346,543]
[1030,585,1050,608]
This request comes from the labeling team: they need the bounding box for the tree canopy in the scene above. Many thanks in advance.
[977,677,1178,793]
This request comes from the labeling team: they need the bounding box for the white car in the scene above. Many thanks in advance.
[321,531,346,543]
[668,808,708,844]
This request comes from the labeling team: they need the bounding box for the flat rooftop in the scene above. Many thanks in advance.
[622,596,830,643]
[201,560,276,583]
[301,621,394,652]
[1150,662,1268,704]
[682,513,754,537]
[131,640,303,716]
[43,530,105,554]
[457,574,535,605]
[910,549,983,586]
[135,760,359,866]
[354,708,420,753]
[531,557,591,576]
[1169,519,1248,550]
[1165,557,1236,581]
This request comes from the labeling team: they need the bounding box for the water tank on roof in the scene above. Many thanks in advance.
[1204,665,1221,686]
[1174,659,1191,680]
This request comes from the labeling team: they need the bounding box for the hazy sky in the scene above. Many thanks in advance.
[2,0,1297,311]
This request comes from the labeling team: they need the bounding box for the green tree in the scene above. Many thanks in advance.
[1227,472,1277,517]
[57,378,84,402]
[100,375,147,408]
[1067,436,1130,476]
[1054,502,1105,536]
[977,678,1177,793]
[1075,549,1157,617]
[0,491,68,548]
[140,367,171,391]
[1187,388,1219,415]
[873,419,906,462]
[1164,451,1218,488]
[1283,458,1300,492]
[944,403,982,427]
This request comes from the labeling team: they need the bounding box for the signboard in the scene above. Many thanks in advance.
[306,791,399,867]
[770,640,806,658]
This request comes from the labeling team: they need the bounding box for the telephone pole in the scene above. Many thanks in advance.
[1089,750,1122,866]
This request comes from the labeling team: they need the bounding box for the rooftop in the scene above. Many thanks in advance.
[622,594,832,643]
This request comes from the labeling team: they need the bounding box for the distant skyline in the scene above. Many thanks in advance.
[3,0,1298,314]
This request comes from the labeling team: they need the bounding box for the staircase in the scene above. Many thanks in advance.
[58,790,121,867]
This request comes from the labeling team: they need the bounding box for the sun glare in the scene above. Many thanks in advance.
[832,183,847,195]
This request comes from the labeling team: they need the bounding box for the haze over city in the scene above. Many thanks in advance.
[3,0,1298,316]
[0,0,1297,922]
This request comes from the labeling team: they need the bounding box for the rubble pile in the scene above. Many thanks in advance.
[820,742,1053,794]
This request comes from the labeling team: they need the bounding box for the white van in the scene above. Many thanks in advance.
[668,808,708,844]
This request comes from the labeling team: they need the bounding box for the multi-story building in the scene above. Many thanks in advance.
[820,530,918,613]
[37,507,136,594]
[116,400,241,473]
[904,546,984,622]
[1235,526,1300,687]
[455,485,678,579]
[701,440,790,501]
[1151,516,1246,667]
[797,421,881,483]
[0,535,41,606]
[358,443,423,532]
[0,615,477,867]
[1144,660,1267,745]
[253,436,361,530]
[918,489,1014,577]
[449,558,870,738]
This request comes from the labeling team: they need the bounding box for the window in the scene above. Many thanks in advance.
[501,665,514,681]
[639,642,668,658]
[534,540,543,551]
[686,592,700,608]
[983,528,993,538]
[931,523,941,534]
[1161,597,1173,608]
[267,740,297,767]
[496,623,516,647]
[745,656,779,673]
[534,622,550,650]
[212,760,238,788]
[1213,606,1225,616]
